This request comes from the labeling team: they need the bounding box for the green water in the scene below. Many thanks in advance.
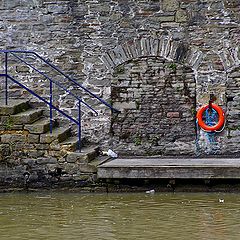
[0,192,240,240]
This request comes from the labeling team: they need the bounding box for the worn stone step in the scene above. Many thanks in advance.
[0,99,30,115]
[11,108,43,124]
[60,136,87,152]
[25,118,58,134]
[60,136,80,152]
[40,126,71,144]
[66,146,99,163]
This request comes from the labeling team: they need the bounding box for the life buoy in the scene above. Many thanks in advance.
[196,103,225,132]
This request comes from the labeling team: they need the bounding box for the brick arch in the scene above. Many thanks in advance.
[100,36,205,72]
[198,51,225,72]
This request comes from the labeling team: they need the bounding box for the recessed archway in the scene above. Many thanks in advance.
[110,56,196,155]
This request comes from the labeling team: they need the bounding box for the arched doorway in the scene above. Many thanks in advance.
[111,57,196,156]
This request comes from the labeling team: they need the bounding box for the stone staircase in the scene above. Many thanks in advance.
[0,99,101,189]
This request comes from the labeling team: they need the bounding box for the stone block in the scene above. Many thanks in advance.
[73,174,90,181]
[157,15,175,22]
[60,136,80,152]
[48,150,63,158]
[229,72,240,78]
[50,143,61,151]
[161,22,180,28]
[27,134,40,143]
[11,109,42,124]
[114,45,128,63]
[22,159,37,166]
[35,144,49,150]
[229,130,240,137]
[150,39,160,56]
[0,100,29,116]
[78,164,97,173]
[66,147,98,164]
[113,102,136,110]
[61,163,77,174]
[162,0,179,11]
[36,157,58,165]
[11,125,24,130]
[4,1,21,9]
[40,127,71,144]
[0,144,10,160]
[47,5,68,14]
[66,153,88,163]
[160,36,171,57]
[25,118,54,134]
[1,134,26,143]
[140,38,149,56]
[128,42,139,59]
[17,143,35,151]
[134,38,142,57]
[16,66,30,73]
[27,150,45,158]
[168,41,179,60]
[175,10,188,23]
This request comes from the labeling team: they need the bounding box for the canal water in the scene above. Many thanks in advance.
[0,192,240,240]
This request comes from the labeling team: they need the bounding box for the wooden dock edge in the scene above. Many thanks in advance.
[98,166,240,179]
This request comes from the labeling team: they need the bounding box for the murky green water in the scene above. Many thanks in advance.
[0,192,240,240]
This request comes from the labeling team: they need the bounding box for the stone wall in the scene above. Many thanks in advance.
[0,0,239,156]
[0,100,100,190]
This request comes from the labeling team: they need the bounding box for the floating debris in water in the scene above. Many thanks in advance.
[146,189,155,194]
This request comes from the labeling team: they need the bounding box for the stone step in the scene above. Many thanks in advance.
[60,136,88,152]
[40,126,71,144]
[66,146,99,163]
[0,99,30,115]
[11,108,43,124]
[60,136,80,152]
[25,118,58,134]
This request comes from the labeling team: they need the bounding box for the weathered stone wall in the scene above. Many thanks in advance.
[0,0,112,143]
[0,0,239,156]
[224,66,240,155]
[0,100,100,190]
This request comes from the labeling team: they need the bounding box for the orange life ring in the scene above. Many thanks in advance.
[196,103,225,132]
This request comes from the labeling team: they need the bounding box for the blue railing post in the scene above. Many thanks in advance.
[5,52,8,105]
[50,80,53,134]
[78,99,81,152]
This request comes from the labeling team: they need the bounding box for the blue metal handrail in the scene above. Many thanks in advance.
[0,50,119,152]
[10,52,98,114]
[0,50,119,113]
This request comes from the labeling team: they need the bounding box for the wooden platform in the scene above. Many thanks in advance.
[97,157,240,179]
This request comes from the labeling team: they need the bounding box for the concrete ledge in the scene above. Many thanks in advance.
[98,158,240,179]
